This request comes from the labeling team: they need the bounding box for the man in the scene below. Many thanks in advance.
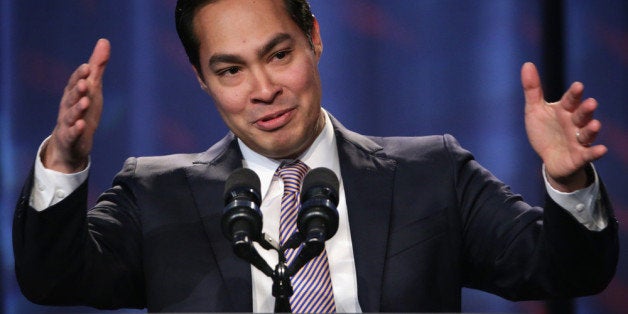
[13,0,618,312]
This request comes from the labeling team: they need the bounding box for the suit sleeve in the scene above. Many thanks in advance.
[446,134,619,300]
[12,159,146,309]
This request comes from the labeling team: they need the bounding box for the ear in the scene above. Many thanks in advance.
[311,17,323,58]
[192,65,209,91]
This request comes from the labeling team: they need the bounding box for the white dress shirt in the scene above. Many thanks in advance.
[30,110,606,312]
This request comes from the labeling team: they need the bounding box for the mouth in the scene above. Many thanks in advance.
[254,108,296,131]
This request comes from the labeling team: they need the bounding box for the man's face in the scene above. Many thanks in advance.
[193,0,324,159]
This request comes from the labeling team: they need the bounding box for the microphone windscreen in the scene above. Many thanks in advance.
[301,167,339,205]
[224,168,261,201]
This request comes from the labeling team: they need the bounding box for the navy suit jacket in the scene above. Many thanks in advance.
[13,116,618,312]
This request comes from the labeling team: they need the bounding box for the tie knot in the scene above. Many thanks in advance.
[276,160,309,193]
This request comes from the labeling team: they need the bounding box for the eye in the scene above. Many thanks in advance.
[275,51,287,59]
[217,66,241,76]
[273,49,291,61]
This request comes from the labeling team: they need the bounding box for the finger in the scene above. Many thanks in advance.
[60,65,90,109]
[521,62,545,108]
[64,63,90,93]
[61,96,89,127]
[583,144,608,163]
[577,119,602,146]
[66,119,87,143]
[87,38,111,83]
[560,81,584,112]
[571,97,597,128]
[67,78,89,104]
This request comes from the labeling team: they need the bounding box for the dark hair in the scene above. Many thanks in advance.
[175,0,315,74]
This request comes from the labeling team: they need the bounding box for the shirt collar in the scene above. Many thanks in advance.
[238,109,340,199]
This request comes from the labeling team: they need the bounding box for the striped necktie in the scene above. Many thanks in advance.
[276,160,336,313]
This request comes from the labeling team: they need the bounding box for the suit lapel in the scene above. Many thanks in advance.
[185,133,253,311]
[331,116,397,312]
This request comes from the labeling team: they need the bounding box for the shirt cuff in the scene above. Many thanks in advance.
[542,164,607,231]
[29,136,90,211]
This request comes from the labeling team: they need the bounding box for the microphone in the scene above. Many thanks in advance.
[221,168,273,277]
[287,167,340,276]
[298,167,340,242]
[221,168,263,244]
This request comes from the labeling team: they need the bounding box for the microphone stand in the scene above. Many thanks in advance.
[231,232,319,313]
[272,247,292,313]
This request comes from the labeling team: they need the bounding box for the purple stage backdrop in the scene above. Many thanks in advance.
[1,1,626,313]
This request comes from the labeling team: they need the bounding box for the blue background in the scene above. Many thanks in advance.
[1,1,627,313]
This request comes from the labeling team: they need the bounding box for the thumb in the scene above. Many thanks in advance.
[88,38,111,83]
[521,62,544,107]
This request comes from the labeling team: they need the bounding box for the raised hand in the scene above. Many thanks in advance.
[42,39,111,173]
[521,62,607,192]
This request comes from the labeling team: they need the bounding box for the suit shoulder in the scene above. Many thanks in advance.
[135,153,202,171]
[117,133,237,178]
[116,153,203,179]
[371,134,467,161]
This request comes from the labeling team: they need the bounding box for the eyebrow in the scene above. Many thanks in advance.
[208,33,293,69]
[258,33,292,59]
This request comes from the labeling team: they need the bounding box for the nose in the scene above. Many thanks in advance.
[250,68,282,104]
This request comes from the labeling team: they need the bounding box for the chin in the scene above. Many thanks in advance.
[251,128,311,158]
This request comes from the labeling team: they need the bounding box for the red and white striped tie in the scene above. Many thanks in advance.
[276,160,336,313]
